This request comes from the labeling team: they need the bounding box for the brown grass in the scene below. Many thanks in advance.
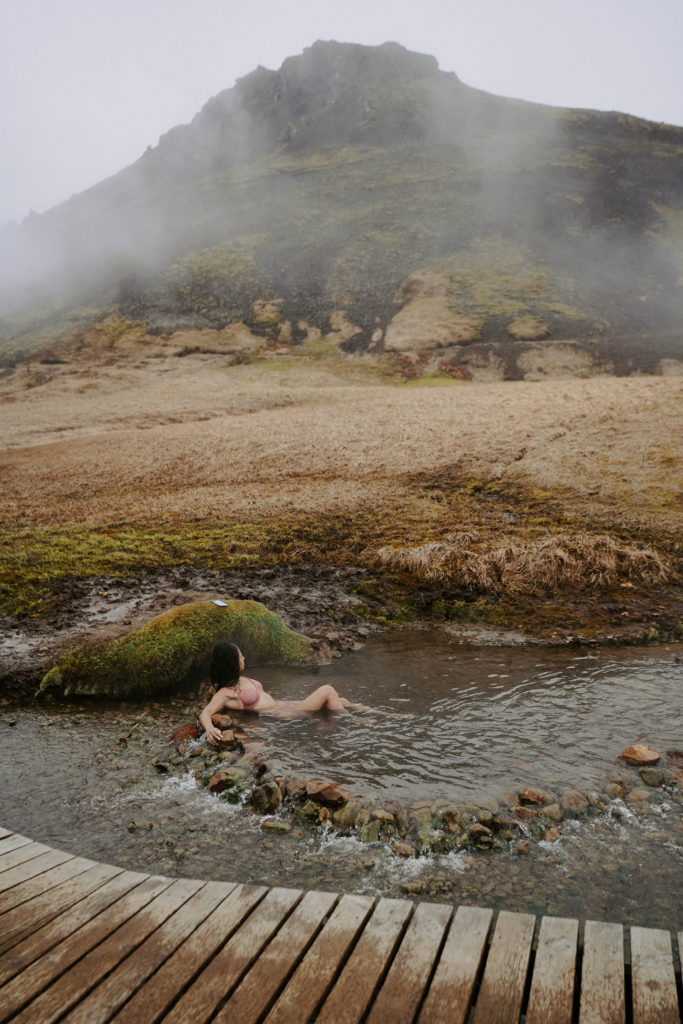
[370,534,671,595]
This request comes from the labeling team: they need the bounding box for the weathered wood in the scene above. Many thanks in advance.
[264,893,374,1024]
[0,860,120,955]
[579,920,625,1024]
[472,909,536,1024]
[0,828,13,840]
[366,901,453,1024]
[212,889,340,1024]
[316,897,413,1024]
[0,872,168,1021]
[0,848,74,894]
[526,915,579,1024]
[630,926,680,1024]
[0,869,149,988]
[111,883,265,1024]
[0,834,33,858]
[9,876,201,1024]
[0,839,50,873]
[63,880,234,1024]
[0,855,96,916]
[163,886,302,1024]
[418,905,494,1024]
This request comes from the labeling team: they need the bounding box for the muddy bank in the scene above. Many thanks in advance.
[2,559,681,700]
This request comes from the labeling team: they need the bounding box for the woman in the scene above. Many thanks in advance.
[199,642,369,746]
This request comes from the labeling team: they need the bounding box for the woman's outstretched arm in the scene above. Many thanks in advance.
[199,689,231,745]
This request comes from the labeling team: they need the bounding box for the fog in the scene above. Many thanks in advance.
[2,0,682,227]
[0,31,681,367]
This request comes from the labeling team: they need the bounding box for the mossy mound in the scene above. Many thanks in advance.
[38,599,312,699]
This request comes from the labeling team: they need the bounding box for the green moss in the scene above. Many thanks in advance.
[39,599,312,699]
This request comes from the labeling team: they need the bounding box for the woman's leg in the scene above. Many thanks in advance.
[297,684,351,712]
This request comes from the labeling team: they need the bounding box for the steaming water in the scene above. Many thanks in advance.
[252,632,683,803]
[1,634,681,928]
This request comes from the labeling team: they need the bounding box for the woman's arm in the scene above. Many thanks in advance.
[199,688,232,745]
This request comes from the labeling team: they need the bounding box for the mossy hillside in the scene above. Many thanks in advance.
[38,599,312,699]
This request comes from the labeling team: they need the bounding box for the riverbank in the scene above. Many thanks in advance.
[1,352,681,696]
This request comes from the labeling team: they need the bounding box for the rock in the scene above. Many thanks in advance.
[513,806,535,822]
[296,800,322,824]
[619,744,660,766]
[638,767,663,788]
[392,841,413,858]
[662,769,682,789]
[542,803,564,823]
[438,807,462,833]
[260,819,291,834]
[666,750,683,767]
[250,781,282,814]
[519,788,544,805]
[403,880,424,895]
[170,723,198,745]
[626,788,650,802]
[305,780,349,806]
[476,809,494,826]
[560,790,589,816]
[211,714,234,730]
[544,827,560,842]
[605,782,625,799]
[360,820,383,844]
[332,802,362,829]
[285,777,308,799]
[468,823,493,845]
[516,841,530,855]
[207,766,247,793]
[38,599,313,698]
[371,809,395,824]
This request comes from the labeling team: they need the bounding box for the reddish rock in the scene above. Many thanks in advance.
[441,809,462,833]
[170,723,198,745]
[666,750,683,767]
[519,788,544,805]
[305,779,349,806]
[468,823,493,845]
[211,714,234,730]
[285,777,308,799]
[513,806,536,822]
[619,744,660,766]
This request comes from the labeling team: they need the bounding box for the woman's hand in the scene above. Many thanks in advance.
[205,722,224,746]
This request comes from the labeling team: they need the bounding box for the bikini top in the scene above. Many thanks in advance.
[238,678,263,709]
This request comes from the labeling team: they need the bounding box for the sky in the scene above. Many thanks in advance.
[2,0,682,226]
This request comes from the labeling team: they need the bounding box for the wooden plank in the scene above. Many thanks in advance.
[0,839,47,872]
[366,901,453,1024]
[0,848,74,894]
[111,883,265,1024]
[579,920,625,1024]
[317,898,414,1024]
[0,828,14,840]
[8,876,202,1024]
[418,905,494,1024]
[0,855,97,917]
[62,880,234,1024]
[212,889,339,1024]
[526,916,579,1024]
[0,861,121,955]
[472,910,536,1024]
[0,834,33,858]
[0,872,167,1020]
[630,926,680,1024]
[264,894,374,1024]
[163,886,303,1024]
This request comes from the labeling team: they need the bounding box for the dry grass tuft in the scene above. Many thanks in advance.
[370,534,671,595]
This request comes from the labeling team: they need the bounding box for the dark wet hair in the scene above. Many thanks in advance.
[210,642,241,687]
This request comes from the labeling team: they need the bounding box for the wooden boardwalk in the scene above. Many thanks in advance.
[0,826,681,1023]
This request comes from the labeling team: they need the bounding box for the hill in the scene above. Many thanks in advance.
[1,40,682,378]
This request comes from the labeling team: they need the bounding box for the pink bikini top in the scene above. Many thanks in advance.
[238,678,263,709]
